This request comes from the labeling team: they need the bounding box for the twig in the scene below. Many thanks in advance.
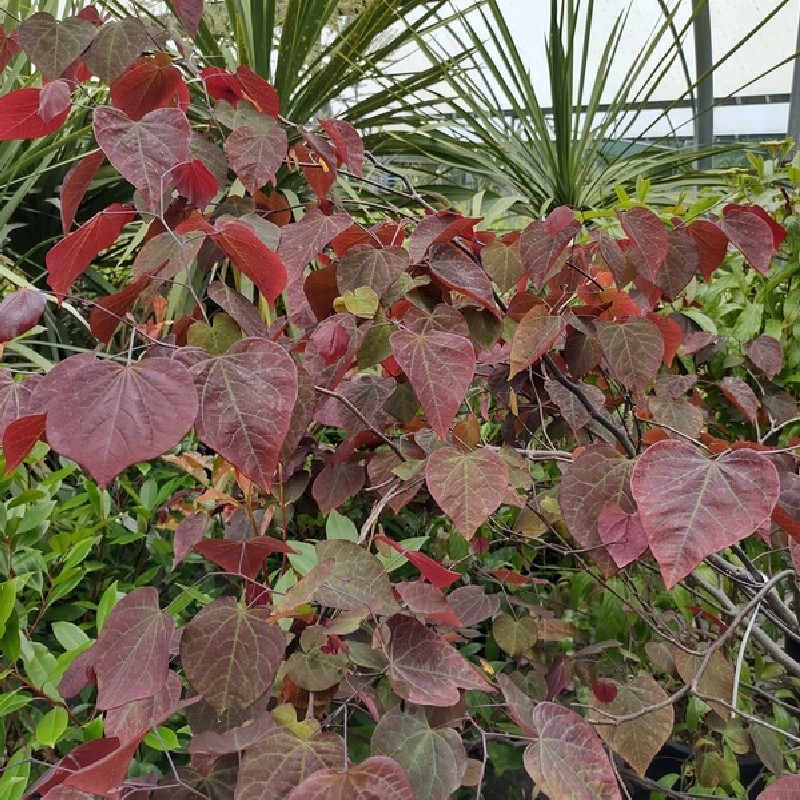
[542,354,637,457]
[363,152,437,212]
[313,385,406,461]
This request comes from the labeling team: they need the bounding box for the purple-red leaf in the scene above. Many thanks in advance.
[225,122,287,194]
[390,329,475,439]
[312,462,365,513]
[93,106,191,211]
[509,308,565,377]
[2,413,47,475]
[172,513,209,568]
[320,118,364,177]
[631,440,780,588]
[89,275,150,344]
[110,55,187,121]
[559,444,636,576]
[180,596,286,713]
[32,356,197,488]
[0,288,47,342]
[286,756,415,800]
[719,206,775,275]
[171,0,203,36]
[211,220,287,306]
[60,150,105,234]
[524,702,622,800]
[207,280,270,338]
[236,729,345,800]
[236,66,279,117]
[408,212,480,262]
[0,87,71,140]
[759,775,800,799]
[173,159,218,208]
[745,335,783,379]
[277,209,352,285]
[519,206,581,288]
[425,445,509,539]
[83,18,149,84]
[687,219,729,280]
[337,244,409,298]
[428,243,500,315]
[481,239,523,293]
[596,504,648,568]
[617,207,668,280]
[189,338,297,492]
[38,80,71,124]
[93,587,174,710]
[46,203,135,296]
[597,317,664,395]
[104,671,183,744]
[720,376,760,424]
[194,535,292,579]
[18,13,95,80]
[654,227,699,300]
[385,614,494,706]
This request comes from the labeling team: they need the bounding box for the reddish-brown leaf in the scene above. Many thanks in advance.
[172,513,210,568]
[194,535,293,578]
[89,275,150,344]
[104,670,183,744]
[92,587,174,710]
[46,203,135,296]
[745,335,783,379]
[320,118,364,177]
[524,702,622,800]
[617,207,668,280]
[447,585,500,625]
[385,614,494,706]
[171,0,203,35]
[33,355,197,487]
[173,159,218,208]
[18,13,96,80]
[425,446,509,539]
[597,317,664,395]
[559,444,635,576]
[60,150,106,234]
[0,87,71,140]
[132,230,203,282]
[2,413,47,474]
[403,304,469,337]
[520,206,581,288]
[719,206,775,275]
[110,55,187,121]
[654,227,699,300]
[428,243,499,314]
[631,440,780,587]
[0,288,46,343]
[648,395,704,440]
[225,122,287,194]
[235,66,279,117]
[286,756,416,800]
[596,504,649,568]
[720,376,760,425]
[93,106,191,211]
[758,775,800,799]
[236,729,345,800]
[211,220,287,306]
[395,582,462,627]
[312,462,365,513]
[277,209,352,284]
[390,329,475,439]
[687,218,729,281]
[509,308,565,377]
[181,596,285,713]
[337,244,409,298]
[0,371,36,441]
[189,338,296,491]
[724,203,786,251]
[207,280,270,338]
[0,28,20,72]
[408,212,480,262]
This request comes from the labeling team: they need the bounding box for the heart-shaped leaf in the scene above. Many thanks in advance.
[509,308,565,377]
[236,66,280,117]
[93,106,191,211]
[631,440,780,587]
[0,288,47,343]
[172,0,204,35]
[428,243,499,314]
[597,317,664,395]
[172,513,209,569]
[719,207,774,275]
[588,674,673,776]
[225,121,287,194]
[408,212,480,262]
[236,729,345,800]
[687,219,729,280]
[654,228,699,300]
[89,275,150,345]
[617,207,668,280]
[559,444,636,576]
[173,159,218,208]
[181,596,285,713]
[385,614,494,706]
[83,18,149,83]
[524,702,622,800]
[93,587,174,710]
[38,80,71,124]
[481,239,523,292]
[189,338,297,492]
[110,55,187,121]
[372,710,468,800]
[312,462,365,513]
[320,118,363,176]
[33,355,197,488]
[286,756,416,800]
[390,329,475,439]
[745,335,783,379]
[18,13,96,80]
[104,671,183,744]
[425,445,509,538]
[720,376,759,424]
[757,775,800,799]
[337,245,409,298]
[596,505,649,568]
[520,206,581,287]
[493,613,538,656]
[277,210,352,284]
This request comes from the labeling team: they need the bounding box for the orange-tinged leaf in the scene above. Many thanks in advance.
[509,308,565,377]
[110,55,187,121]
[597,317,664,395]
[320,118,363,176]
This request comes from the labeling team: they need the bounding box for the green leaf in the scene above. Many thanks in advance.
[0,691,31,717]
[186,313,243,355]
[0,580,15,636]
[325,510,359,542]
[0,748,30,800]
[96,581,120,633]
[51,621,90,652]
[35,706,68,748]
[492,613,538,657]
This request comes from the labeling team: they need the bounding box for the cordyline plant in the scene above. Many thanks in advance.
[1,4,800,800]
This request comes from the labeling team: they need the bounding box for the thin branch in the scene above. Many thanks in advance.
[313,385,406,461]
[542,353,637,457]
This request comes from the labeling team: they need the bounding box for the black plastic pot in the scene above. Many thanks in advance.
[627,740,765,800]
